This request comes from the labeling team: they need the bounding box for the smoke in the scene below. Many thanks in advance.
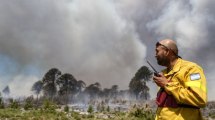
[146,0,215,100]
[0,0,146,97]
[112,0,215,100]
[0,0,214,100]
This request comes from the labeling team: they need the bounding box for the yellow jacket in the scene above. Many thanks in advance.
[155,58,207,120]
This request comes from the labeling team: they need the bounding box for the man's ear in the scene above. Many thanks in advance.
[164,49,170,56]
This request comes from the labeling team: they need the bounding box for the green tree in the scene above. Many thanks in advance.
[24,96,34,110]
[76,80,86,93]
[9,99,20,109]
[56,73,85,104]
[102,88,111,98]
[129,66,152,100]
[110,85,118,99]
[31,80,43,104]
[2,85,10,97]
[84,82,101,100]
[129,79,144,99]
[42,68,61,100]
[56,73,77,100]
[134,66,152,82]
[87,105,94,114]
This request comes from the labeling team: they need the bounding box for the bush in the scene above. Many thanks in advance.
[107,105,110,112]
[24,97,34,110]
[0,97,5,109]
[64,105,69,112]
[42,99,57,112]
[129,107,155,120]
[87,114,94,118]
[87,105,94,114]
[9,99,20,109]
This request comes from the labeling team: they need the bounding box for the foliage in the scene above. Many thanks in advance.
[42,68,61,99]
[0,108,71,119]
[84,82,101,99]
[129,79,150,100]
[56,73,77,96]
[56,73,86,104]
[87,105,94,114]
[2,85,10,96]
[42,99,57,112]
[0,108,21,119]
[64,105,69,112]
[9,99,20,109]
[31,80,43,96]
[76,80,86,93]
[71,111,81,120]
[0,93,4,109]
[110,85,118,98]
[134,66,153,81]
[129,66,152,100]
[24,96,34,110]
[106,105,110,112]
[129,107,155,120]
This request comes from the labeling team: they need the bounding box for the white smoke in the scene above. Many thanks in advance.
[147,0,210,57]
[8,75,39,98]
[0,0,146,97]
[146,0,215,100]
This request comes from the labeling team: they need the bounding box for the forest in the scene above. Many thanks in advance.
[0,66,157,119]
[0,67,214,119]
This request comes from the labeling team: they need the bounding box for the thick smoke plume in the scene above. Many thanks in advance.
[0,0,145,97]
[0,0,214,100]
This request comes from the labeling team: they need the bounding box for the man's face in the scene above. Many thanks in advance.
[155,45,169,66]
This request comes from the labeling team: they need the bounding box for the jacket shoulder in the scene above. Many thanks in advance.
[180,59,203,70]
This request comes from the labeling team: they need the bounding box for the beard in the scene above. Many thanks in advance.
[156,56,170,66]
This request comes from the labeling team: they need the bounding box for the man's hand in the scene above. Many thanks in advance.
[153,73,168,88]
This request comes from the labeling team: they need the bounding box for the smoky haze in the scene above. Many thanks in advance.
[0,0,146,97]
[0,0,215,100]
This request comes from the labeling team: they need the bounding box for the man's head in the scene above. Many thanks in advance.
[155,39,179,66]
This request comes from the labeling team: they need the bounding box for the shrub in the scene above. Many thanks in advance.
[64,105,69,112]
[24,97,34,110]
[87,105,94,114]
[0,97,5,109]
[42,99,57,112]
[129,107,155,120]
[9,99,20,109]
[107,105,110,112]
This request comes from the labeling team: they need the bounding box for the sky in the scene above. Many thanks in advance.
[0,0,215,100]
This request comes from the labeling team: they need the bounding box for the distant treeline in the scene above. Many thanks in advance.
[2,66,153,105]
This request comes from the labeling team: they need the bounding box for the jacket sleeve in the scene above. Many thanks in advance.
[164,65,207,108]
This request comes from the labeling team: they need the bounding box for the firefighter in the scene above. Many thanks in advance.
[153,39,207,120]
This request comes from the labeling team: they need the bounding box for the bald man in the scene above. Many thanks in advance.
[153,39,207,120]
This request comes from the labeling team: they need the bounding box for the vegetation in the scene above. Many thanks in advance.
[2,86,10,97]
[31,80,43,104]
[42,68,61,100]
[87,105,94,114]
[9,99,20,109]
[0,93,5,109]
[64,105,69,112]
[0,103,155,120]
[129,66,152,100]
[0,67,212,119]
[129,106,155,120]
[27,67,153,105]
[24,96,34,110]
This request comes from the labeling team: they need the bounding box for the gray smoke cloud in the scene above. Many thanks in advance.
[0,0,214,100]
[120,0,215,100]
[0,0,146,97]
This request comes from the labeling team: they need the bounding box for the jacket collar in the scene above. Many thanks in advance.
[162,58,182,76]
